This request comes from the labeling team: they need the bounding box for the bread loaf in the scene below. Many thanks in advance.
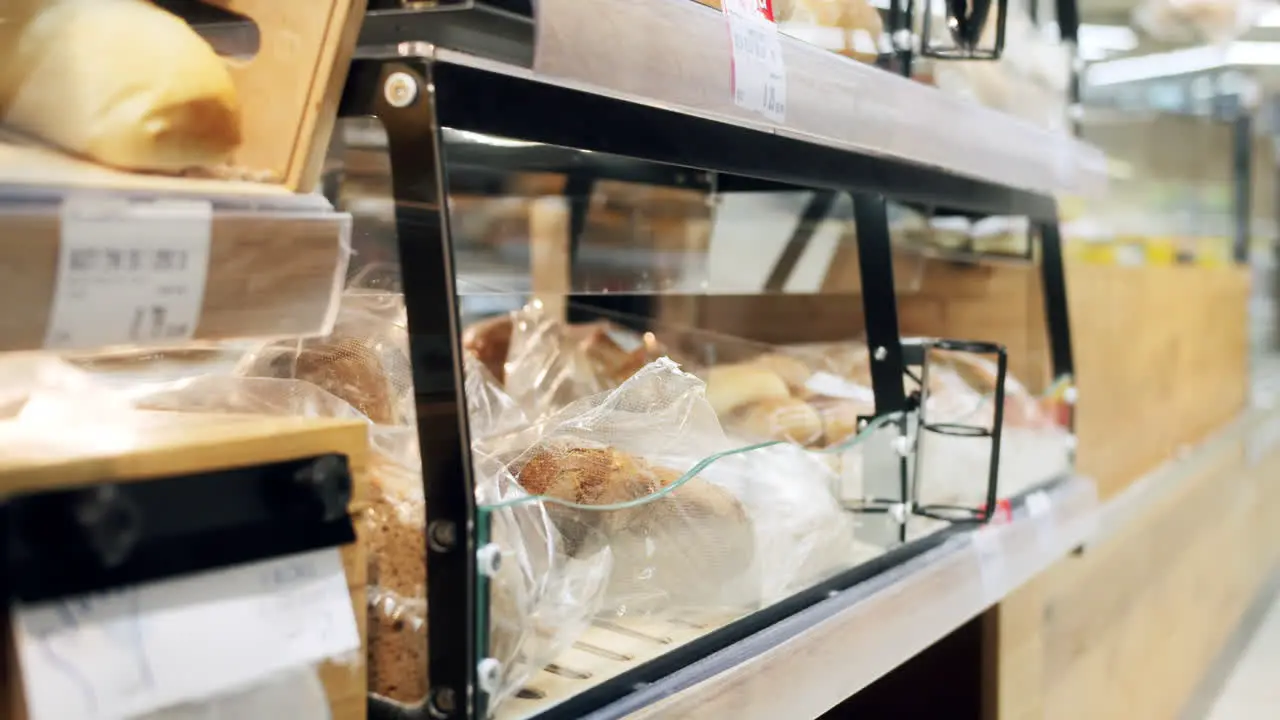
[810,397,867,447]
[240,338,399,425]
[1,0,241,172]
[517,446,756,607]
[463,315,515,384]
[704,363,791,416]
[732,397,824,446]
[748,352,815,395]
[363,458,428,703]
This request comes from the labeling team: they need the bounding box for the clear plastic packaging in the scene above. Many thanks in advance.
[137,334,608,715]
[478,300,670,420]
[234,289,414,426]
[481,358,860,615]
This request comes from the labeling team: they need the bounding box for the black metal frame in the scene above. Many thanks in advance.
[339,50,1076,720]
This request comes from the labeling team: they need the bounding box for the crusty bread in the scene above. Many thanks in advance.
[704,362,791,416]
[517,446,756,607]
[463,315,514,384]
[2,0,241,172]
[241,338,399,425]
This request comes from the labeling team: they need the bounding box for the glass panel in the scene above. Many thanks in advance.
[327,115,1069,716]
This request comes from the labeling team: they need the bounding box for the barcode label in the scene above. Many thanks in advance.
[722,0,787,122]
[13,548,358,720]
[44,199,212,350]
[973,526,1006,602]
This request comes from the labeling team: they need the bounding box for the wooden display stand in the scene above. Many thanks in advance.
[0,411,371,720]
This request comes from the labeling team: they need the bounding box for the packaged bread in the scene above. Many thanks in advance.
[237,291,413,426]
[501,302,669,418]
[728,397,825,446]
[2,0,242,173]
[363,453,428,704]
[516,445,756,610]
[781,0,884,64]
[704,362,791,416]
[463,314,516,383]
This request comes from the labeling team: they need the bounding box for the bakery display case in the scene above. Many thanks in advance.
[326,0,1100,713]
[1,0,1108,719]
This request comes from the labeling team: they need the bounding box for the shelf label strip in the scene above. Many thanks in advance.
[44,198,213,351]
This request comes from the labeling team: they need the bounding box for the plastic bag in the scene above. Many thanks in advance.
[493,301,669,419]
[483,358,859,615]
[133,363,606,715]
[234,290,414,426]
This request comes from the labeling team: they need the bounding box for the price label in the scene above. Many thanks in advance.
[13,548,359,720]
[722,0,787,122]
[44,199,213,350]
[1025,490,1056,553]
[973,526,1006,602]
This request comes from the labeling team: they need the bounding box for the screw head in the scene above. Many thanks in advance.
[384,72,419,108]
[873,346,888,361]
[428,520,458,552]
[428,686,457,718]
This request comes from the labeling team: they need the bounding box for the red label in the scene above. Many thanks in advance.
[979,498,1013,525]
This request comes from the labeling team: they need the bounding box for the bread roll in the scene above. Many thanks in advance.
[810,397,868,447]
[240,338,399,425]
[576,323,661,386]
[463,315,515,383]
[749,352,814,395]
[517,447,756,607]
[786,0,883,63]
[704,362,791,416]
[733,397,824,446]
[2,0,241,172]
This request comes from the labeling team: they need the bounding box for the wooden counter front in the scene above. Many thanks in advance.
[0,411,371,720]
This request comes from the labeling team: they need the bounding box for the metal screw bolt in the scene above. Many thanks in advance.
[384,72,419,108]
[427,686,457,718]
[428,520,458,552]
[873,346,888,361]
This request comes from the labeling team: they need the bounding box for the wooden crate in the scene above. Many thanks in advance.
[0,411,371,720]
[198,0,368,193]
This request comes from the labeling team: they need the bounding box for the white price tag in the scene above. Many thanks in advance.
[45,199,213,350]
[722,0,787,122]
[14,548,358,720]
[973,526,1006,602]
[1025,490,1056,553]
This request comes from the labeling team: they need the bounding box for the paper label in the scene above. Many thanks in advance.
[45,199,213,350]
[805,371,875,403]
[14,548,358,720]
[973,526,1006,602]
[722,0,787,122]
[1025,490,1056,553]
